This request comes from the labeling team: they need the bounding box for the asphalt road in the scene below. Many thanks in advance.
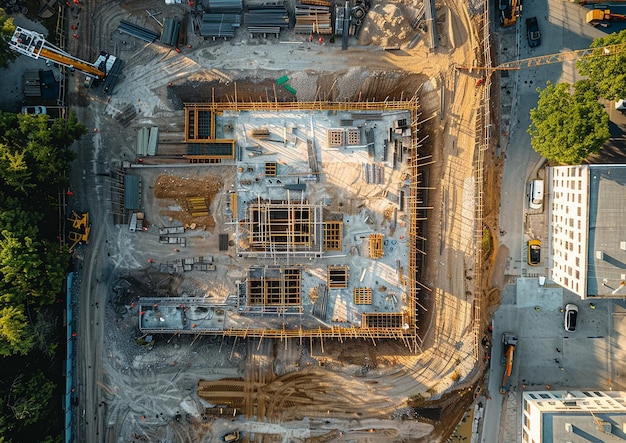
[482,0,608,441]
[72,103,111,442]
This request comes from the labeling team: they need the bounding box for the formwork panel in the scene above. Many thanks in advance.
[328,265,348,288]
[354,287,372,305]
[323,221,342,250]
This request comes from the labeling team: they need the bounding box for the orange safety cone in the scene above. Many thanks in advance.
[73,34,79,39]
[175,47,181,53]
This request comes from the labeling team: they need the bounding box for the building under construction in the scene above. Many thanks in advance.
[136,99,428,351]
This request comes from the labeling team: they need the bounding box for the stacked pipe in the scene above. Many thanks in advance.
[161,18,180,47]
[294,4,332,34]
[206,0,243,13]
[245,6,289,36]
[119,20,160,43]
[200,14,241,38]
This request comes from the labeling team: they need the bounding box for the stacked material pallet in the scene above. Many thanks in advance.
[206,0,242,13]
[245,6,289,37]
[136,127,159,157]
[187,197,209,217]
[161,17,180,47]
[294,4,332,34]
[200,13,241,38]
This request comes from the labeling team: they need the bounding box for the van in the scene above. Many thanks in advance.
[528,179,544,210]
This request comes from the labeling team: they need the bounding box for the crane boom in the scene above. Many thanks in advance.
[9,27,110,79]
[461,42,626,72]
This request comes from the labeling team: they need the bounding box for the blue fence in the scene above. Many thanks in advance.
[64,272,74,443]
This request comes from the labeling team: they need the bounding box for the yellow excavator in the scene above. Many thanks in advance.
[67,211,90,253]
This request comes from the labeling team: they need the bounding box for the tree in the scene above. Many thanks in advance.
[0,9,16,69]
[528,80,609,164]
[7,371,55,426]
[576,29,626,101]
[0,306,34,356]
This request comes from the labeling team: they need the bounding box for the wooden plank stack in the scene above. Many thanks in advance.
[294,4,332,34]
[187,197,209,217]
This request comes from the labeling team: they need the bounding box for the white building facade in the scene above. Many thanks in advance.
[548,165,589,297]
[549,165,626,298]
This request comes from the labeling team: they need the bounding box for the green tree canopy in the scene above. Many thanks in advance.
[0,9,16,69]
[576,29,626,101]
[7,371,55,426]
[0,305,34,356]
[528,80,610,164]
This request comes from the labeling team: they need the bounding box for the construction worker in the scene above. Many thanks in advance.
[589,303,596,309]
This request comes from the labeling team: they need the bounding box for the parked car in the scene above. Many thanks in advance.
[526,17,541,47]
[527,239,541,265]
[528,179,544,210]
[564,303,578,332]
[21,105,47,115]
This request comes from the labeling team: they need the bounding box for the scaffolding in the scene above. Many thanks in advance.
[242,197,325,258]
[169,100,426,349]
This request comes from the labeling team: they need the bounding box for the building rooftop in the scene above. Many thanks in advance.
[587,165,626,297]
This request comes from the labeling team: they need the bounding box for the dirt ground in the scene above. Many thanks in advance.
[52,0,503,441]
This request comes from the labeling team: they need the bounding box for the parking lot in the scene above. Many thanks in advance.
[494,279,617,391]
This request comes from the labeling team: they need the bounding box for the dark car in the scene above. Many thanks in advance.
[526,17,541,47]
[564,303,578,332]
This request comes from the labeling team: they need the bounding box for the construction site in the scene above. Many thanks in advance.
[132,100,424,345]
[2,0,498,440]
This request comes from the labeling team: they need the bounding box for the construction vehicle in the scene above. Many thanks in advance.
[8,27,122,94]
[221,431,241,442]
[497,0,521,27]
[586,8,626,26]
[67,211,91,253]
[500,333,517,394]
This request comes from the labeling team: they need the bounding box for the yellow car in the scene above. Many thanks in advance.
[528,239,541,265]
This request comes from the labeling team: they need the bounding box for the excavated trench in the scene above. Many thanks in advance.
[168,72,428,106]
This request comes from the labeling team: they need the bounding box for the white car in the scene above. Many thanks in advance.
[564,303,578,332]
[21,105,47,115]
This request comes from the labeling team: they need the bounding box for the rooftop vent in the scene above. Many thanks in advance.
[565,422,573,432]
[596,250,604,260]
[621,241,626,251]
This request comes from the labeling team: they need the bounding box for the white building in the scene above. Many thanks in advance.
[549,165,626,298]
[522,390,626,443]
